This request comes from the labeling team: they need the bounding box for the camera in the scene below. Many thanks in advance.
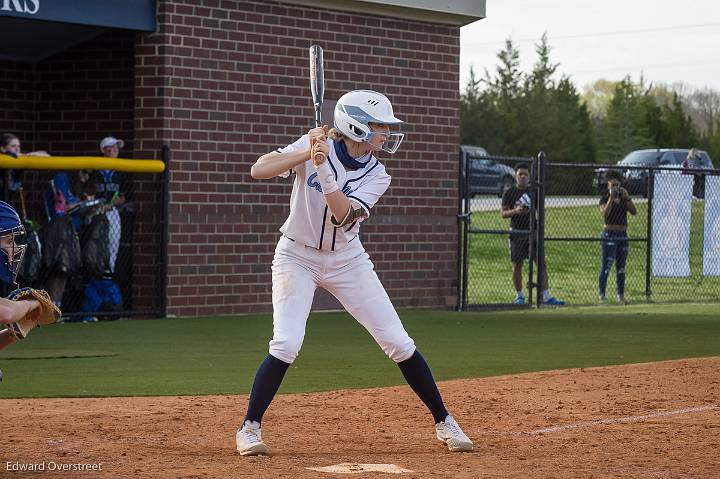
[610,186,620,195]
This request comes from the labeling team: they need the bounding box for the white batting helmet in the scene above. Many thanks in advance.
[333,90,405,153]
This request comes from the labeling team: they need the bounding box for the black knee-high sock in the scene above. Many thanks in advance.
[397,350,449,424]
[244,354,290,424]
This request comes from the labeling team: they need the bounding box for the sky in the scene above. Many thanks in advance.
[459,0,720,93]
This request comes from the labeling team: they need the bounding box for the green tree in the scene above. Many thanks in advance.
[461,35,596,163]
[641,85,698,148]
[520,34,595,164]
[490,39,526,155]
[526,33,558,91]
[660,93,698,147]
[708,123,720,162]
[491,38,522,100]
[593,79,702,161]
[460,67,502,151]
[596,77,653,162]
[460,39,525,154]
[550,77,596,163]
[582,79,619,119]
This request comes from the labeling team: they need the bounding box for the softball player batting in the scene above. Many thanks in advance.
[236,90,473,455]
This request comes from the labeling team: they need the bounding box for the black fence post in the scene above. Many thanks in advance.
[645,168,654,302]
[535,151,546,308]
[461,151,471,311]
[159,145,170,317]
[456,147,464,311]
[528,156,536,306]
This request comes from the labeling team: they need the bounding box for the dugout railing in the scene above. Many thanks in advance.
[0,147,169,321]
[458,151,720,309]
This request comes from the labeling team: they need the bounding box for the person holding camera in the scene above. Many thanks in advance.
[598,170,637,304]
[501,163,564,306]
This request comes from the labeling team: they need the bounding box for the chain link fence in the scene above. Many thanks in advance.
[458,149,720,309]
[1,149,168,320]
[544,161,720,306]
[457,146,538,309]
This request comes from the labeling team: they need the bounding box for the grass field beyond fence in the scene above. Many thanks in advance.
[1,305,718,398]
[466,198,720,305]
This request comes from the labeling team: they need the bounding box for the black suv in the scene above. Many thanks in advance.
[460,145,516,198]
[594,148,714,197]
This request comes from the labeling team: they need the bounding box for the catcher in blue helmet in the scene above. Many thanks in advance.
[0,201,61,380]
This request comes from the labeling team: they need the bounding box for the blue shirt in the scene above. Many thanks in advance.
[46,172,82,230]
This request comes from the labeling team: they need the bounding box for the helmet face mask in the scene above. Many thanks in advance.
[334,90,404,154]
[366,130,405,154]
[0,200,25,284]
[0,225,26,284]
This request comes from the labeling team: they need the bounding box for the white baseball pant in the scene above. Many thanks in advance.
[268,235,416,364]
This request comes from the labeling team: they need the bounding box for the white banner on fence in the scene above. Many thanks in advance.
[703,175,720,276]
[652,173,693,277]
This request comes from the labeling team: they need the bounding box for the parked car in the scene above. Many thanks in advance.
[593,148,714,197]
[460,145,516,198]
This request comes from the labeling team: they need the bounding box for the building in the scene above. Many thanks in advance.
[0,0,484,316]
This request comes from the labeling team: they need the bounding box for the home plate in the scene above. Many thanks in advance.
[307,463,414,474]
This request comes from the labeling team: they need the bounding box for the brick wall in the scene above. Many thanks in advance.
[135,0,460,316]
[34,32,136,156]
[0,62,35,146]
[1,31,136,155]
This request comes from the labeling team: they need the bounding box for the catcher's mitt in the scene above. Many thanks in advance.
[6,288,61,339]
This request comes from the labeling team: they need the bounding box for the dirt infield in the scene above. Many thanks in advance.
[2,357,719,478]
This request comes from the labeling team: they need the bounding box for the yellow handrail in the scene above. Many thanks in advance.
[0,154,165,173]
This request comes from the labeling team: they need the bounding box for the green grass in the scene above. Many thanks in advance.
[1,304,718,398]
[465,199,720,305]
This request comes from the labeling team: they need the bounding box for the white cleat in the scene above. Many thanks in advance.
[435,415,474,452]
[236,420,268,456]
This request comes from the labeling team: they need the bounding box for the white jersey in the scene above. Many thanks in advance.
[276,135,391,251]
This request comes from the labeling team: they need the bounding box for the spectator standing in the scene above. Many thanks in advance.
[0,133,49,203]
[0,133,49,159]
[72,169,96,203]
[96,137,126,273]
[682,148,706,198]
[501,163,564,306]
[598,170,637,304]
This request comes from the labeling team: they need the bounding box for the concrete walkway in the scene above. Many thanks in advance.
[468,196,649,212]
